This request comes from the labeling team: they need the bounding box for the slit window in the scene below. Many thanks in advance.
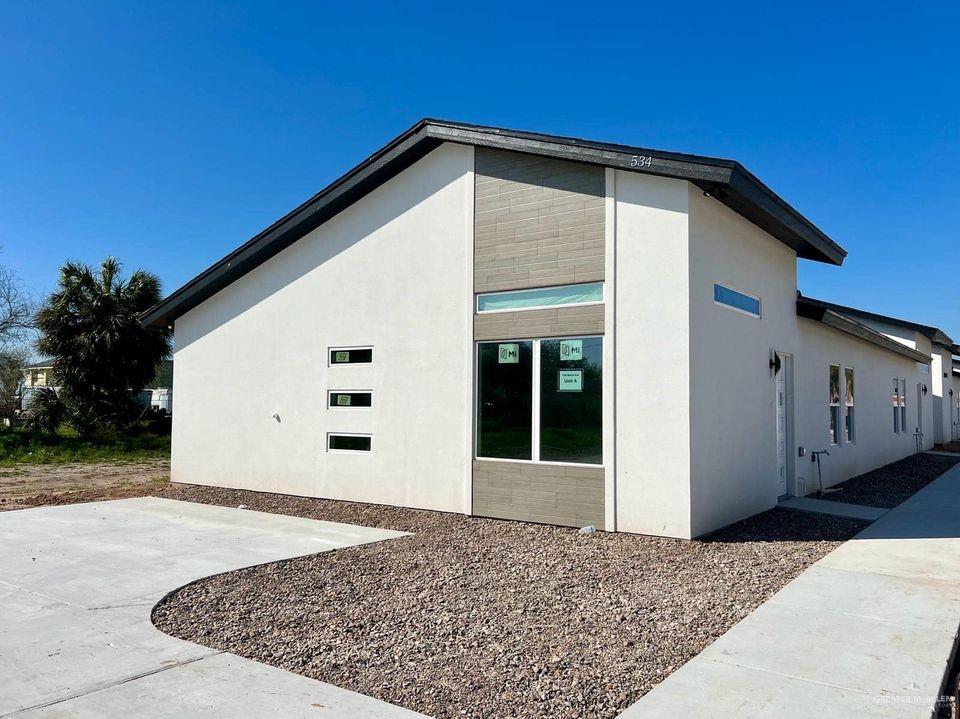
[329,347,372,365]
[328,391,372,408]
[900,378,907,432]
[476,282,603,313]
[893,378,900,433]
[829,364,840,445]
[327,434,372,452]
[714,283,761,317]
[844,367,855,443]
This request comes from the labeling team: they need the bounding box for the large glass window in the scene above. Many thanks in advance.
[477,341,533,460]
[844,367,855,443]
[829,364,840,445]
[476,283,603,313]
[476,336,603,465]
[539,338,603,464]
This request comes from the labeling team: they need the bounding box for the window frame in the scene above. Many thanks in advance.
[474,334,603,468]
[475,282,604,315]
[843,365,855,444]
[828,363,841,446]
[899,377,907,433]
[327,390,373,410]
[327,346,373,367]
[893,377,901,434]
[326,432,373,453]
[713,282,761,319]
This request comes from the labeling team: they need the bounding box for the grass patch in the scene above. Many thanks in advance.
[0,423,171,465]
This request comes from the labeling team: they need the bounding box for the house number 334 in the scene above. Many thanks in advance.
[630,155,653,167]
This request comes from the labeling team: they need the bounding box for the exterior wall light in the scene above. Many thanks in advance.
[922,384,928,396]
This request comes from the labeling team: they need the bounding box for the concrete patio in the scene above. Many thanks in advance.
[0,497,425,718]
[620,461,960,718]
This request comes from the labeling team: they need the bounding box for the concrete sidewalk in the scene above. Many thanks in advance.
[0,497,427,718]
[620,463,960,718]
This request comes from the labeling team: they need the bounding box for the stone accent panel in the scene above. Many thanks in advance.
[474,148,605,293]
[472,460,605,530]
[474,303,604,341]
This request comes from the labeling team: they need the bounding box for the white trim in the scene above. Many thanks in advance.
[532,339,542,461]
[327,345,373,367]
[326,389,373,410]
[603,166,617,531]
[465,147,476,515]
[713,282,761,318]
[326,432,372,453]
[475,282,605,314]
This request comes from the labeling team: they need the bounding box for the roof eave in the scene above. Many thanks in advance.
[142,119,846,329]
[797,298,932,364]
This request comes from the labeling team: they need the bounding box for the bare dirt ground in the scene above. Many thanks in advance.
[153,484,866,719]
[0,460,170,511]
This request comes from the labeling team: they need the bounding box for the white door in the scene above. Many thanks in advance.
[776,354,788,496]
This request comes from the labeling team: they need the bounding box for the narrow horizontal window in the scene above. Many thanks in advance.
[328,391,372,408]
[327,433,371,452]
[329,347,372,365]
[714,284,760,317]
[476,282,603,313]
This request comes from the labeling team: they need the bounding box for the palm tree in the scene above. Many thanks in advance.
[34,257,171,434]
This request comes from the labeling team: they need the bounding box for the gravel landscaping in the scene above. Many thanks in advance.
[153,484,866,719]
[816,452,959,508]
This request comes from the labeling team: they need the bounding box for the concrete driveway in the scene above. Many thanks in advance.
[0,497,428,718]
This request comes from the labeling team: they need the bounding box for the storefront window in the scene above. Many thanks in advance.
[539,337,603,464]
[476,337,603,465]
[477,341,533,460]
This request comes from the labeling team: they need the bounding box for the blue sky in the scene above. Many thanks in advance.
[1,2,958,335]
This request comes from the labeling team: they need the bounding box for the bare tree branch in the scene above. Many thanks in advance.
[0,264,36,349]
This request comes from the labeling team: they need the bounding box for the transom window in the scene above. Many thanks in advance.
[476,336,602,465]
[476,282,603,313]
[714,283,761,318]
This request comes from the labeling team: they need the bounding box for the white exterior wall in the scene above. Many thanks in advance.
[613,170,692,538]
[792,320,925,492]
[931,345,953,445]
[686,186,801,536]
[171,143,475,512]
[685,185,928,536]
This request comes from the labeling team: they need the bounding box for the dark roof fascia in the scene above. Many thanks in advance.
[424,121,845,265]
[797,298,931,364]
[142,119,846,329]
[797,296,954,348]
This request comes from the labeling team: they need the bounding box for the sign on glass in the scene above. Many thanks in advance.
[558,369,583,392]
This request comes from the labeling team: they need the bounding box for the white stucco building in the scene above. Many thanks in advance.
[143,120,958,539]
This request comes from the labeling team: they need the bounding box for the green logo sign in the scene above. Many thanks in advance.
[560,340,583,361]
[336,394,352,406]
[558,369,583,392]
[498,343,519,364]
[334,351,350,363]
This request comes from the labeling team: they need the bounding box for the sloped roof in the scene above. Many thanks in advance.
[142,119,847,329]
[797,296,955,350]
[797,296,932,364]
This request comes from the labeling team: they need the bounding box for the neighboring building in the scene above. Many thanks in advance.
[22,359,174,415]
[23,359,55,390]
[142,119,956,539]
